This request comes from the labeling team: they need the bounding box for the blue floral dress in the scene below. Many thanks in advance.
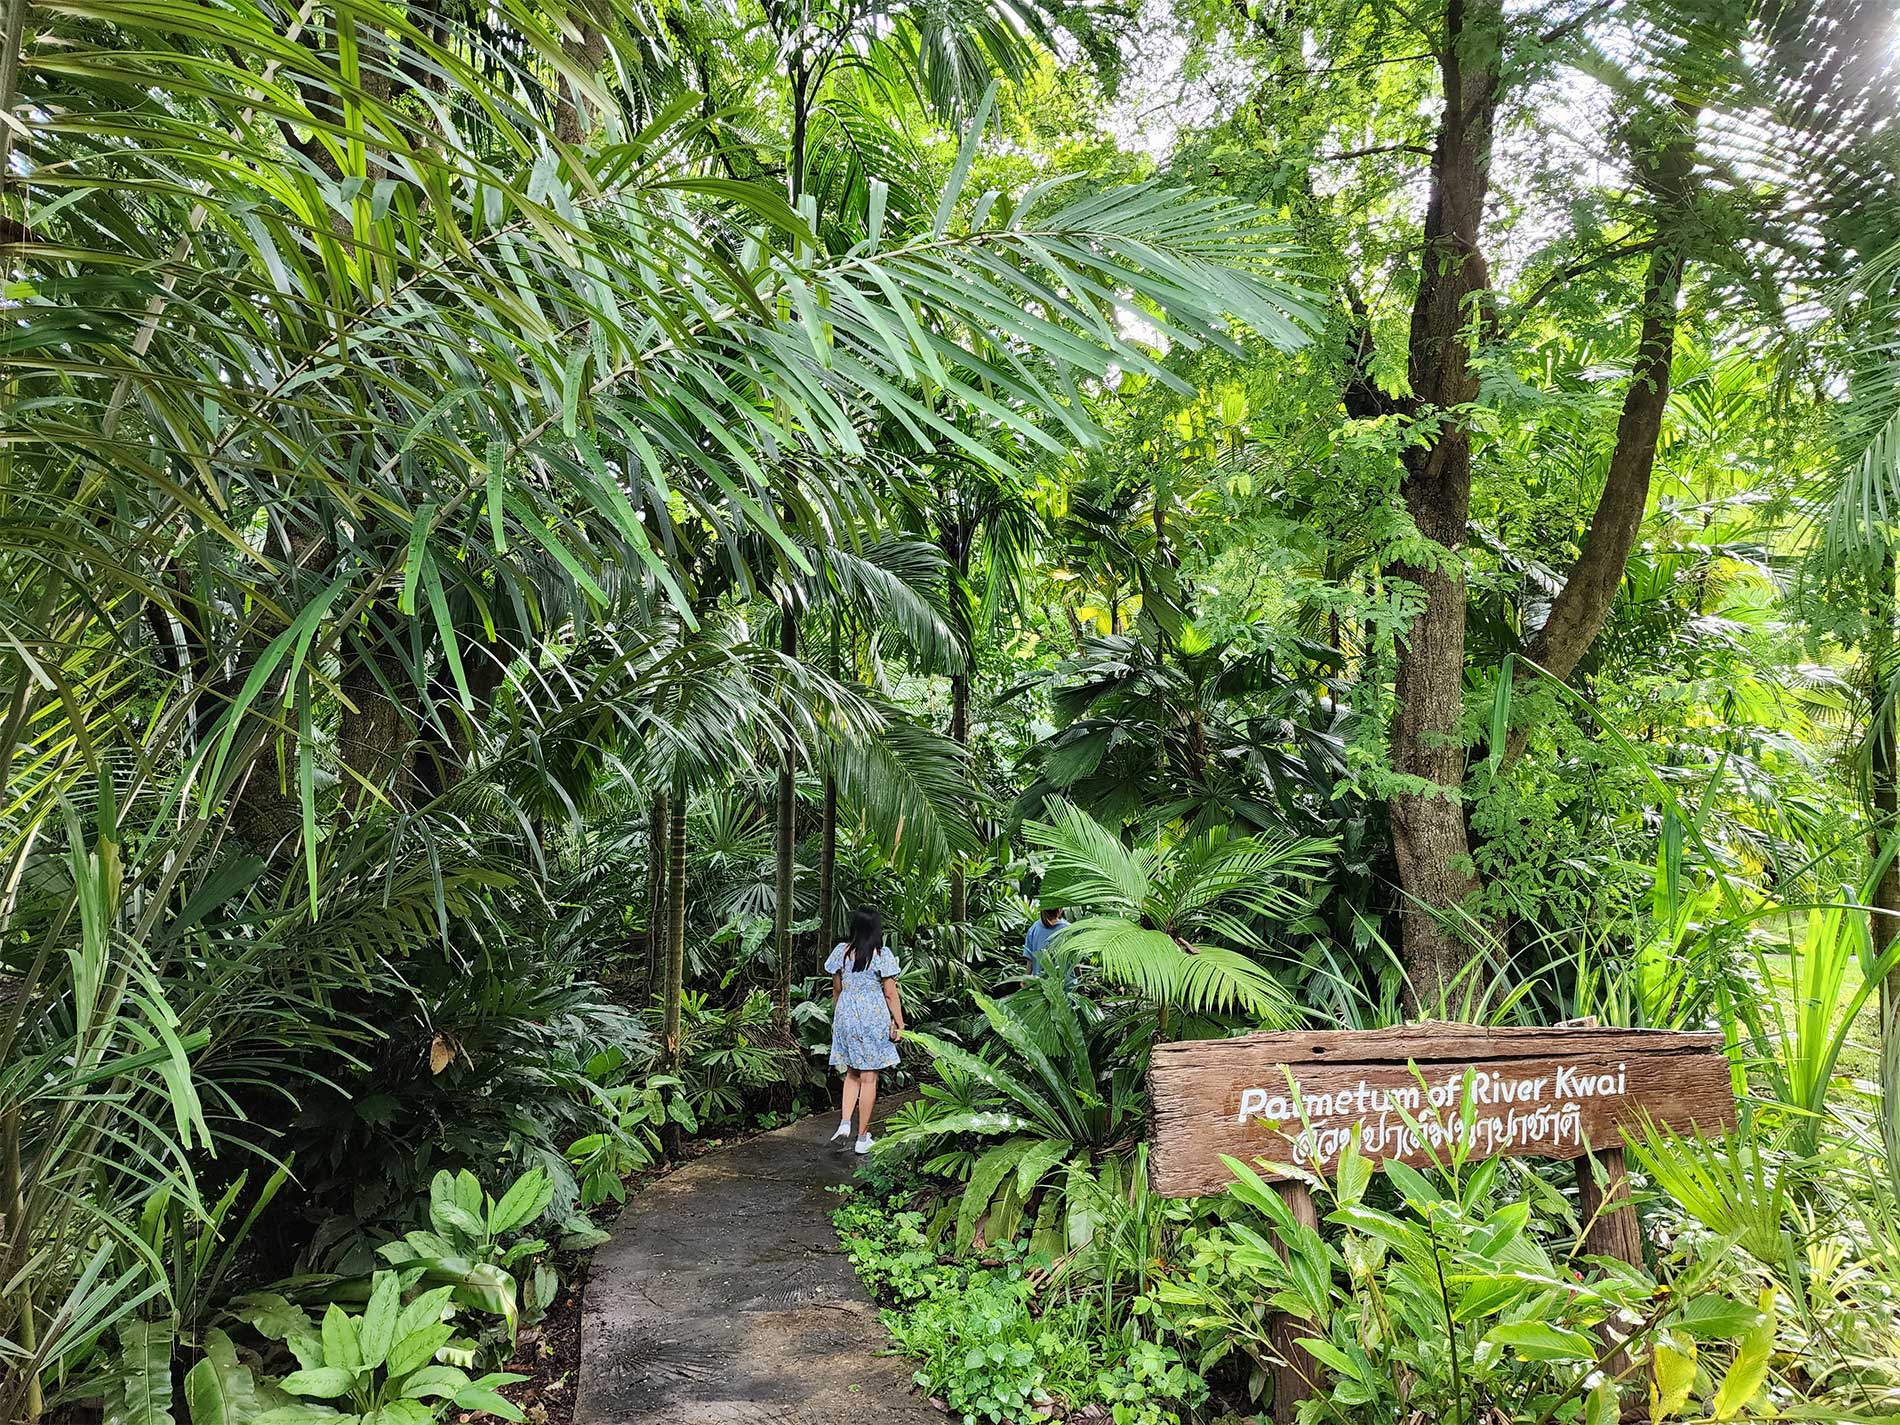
[826,943,901,1071]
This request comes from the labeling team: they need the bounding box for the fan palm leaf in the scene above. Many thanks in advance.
[1056,917,1300,1024]
[1022,800,1328,1023]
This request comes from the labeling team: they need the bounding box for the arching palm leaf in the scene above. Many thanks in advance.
[1023,800,1328,1023]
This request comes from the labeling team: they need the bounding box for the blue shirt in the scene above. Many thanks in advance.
[1024,917,1069,976]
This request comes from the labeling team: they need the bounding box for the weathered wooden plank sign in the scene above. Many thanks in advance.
[1151,1023,1737,1424]
[1148,1023,1736,1198]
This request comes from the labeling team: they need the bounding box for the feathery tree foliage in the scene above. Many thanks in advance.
[5,0,1900,1420]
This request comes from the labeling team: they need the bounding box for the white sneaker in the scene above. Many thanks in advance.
[830,1120,852,1141]
[854,1134,874,1155]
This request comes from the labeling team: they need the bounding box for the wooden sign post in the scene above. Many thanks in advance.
[1147,1024,1736,1421]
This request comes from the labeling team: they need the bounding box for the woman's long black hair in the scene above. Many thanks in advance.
[847,906,881,972]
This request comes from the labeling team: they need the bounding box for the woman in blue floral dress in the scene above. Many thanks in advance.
[825,906,905,1155]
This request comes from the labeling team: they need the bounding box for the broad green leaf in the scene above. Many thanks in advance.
[356,1272,401,1371]
[385,1324,455,1380]
[403,1256,518,1336]
[1673,1293,1762,1340]
[1711,1288,1776,1418]
[451,1386,524,1422]
[185,1330,262,1425]
[957,1139,1035,1251]
[1334,1136,1373,1209]
[396,1365,470,1401]
[320,1303,360,1375]
[1484,1320,1596,1362]
[559,1215,610,1251]
[488,1168,554,1237]
[280,1367,355,1400]
[393,1285,456,1341]
[1651,1332,1696,1421]
[107,1320,177,1425]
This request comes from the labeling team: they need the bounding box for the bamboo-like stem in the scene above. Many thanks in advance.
[663,792,688,1068]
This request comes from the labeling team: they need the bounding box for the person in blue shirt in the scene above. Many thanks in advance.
[1023,906,1069,977]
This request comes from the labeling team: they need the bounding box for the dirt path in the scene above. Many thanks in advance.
[575,1107,939,1425]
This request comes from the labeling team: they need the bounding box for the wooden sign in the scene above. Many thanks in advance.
[1148,1023,1735,1198]
[1149,1024,1736,1423]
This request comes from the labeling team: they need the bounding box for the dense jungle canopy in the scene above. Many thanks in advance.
[5,0,1900,1421]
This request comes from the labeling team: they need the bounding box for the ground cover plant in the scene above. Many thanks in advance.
[5,0,1900,1421]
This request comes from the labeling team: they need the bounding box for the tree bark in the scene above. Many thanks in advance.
[818,772,838,962]
[553,23,605,145]
[1522,103,1699,686]
[1387,0,1505,1009]
[772,614,798,1033]
[949,668,970,931]
[663,791,687,1067]
[338,634,415,811]
[646,793,669,1002]
[818,613,839,961]
[1869,554,1900,1182]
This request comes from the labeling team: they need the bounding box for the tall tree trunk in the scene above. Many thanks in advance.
[788,63,810,204]
[646,793,669,1003]
[772,615,798,1033]
[338,635,414,811]
[663,791,687,1067]
[1388,0,1504,1010]
[949,669,970,931]
[818,773,837,960]
[1521,102,1700,689]
[553,24,605,145]
[1870,555,1900,1184]
[818,615,840,960]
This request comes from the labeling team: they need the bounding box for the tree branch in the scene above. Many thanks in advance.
[1540,0,1617,47]
[1506,239,1658,333]
[1318,143,1435,162]
[1509,100,1703,764]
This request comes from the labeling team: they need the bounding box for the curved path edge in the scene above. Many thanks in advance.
[575,1104,939,1425]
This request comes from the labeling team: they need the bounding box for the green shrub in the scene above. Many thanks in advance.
[884,1269,1099,1425]
[836,1186,1187,1424]
[1093,1337,1206,1425]
[833,1200,940,1302]
[1156,1147,1770,1423]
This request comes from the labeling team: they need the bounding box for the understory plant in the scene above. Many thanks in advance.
[883,969,1147,1254]
[1157,1147,1775,1422]
[835,1190,1186,1425]
[247,1273,526,1425]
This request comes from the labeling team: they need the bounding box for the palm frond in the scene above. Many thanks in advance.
[829,705,982,876]
[1024,799,1154,913]
[810,538,965,674]
[1060,917,1301,1024]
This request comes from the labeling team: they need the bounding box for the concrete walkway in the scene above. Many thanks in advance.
[575,1107,939,1425]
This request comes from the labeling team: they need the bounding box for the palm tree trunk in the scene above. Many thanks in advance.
[773,615,798,1033]
[553,23,605,144]
[1871,553,1900,1184]
[338,635,413,810]
[818,613,839,960]
[818,774,838,960]
[949,668,970,930]
[645,794,668,1002]
[663,792,687,1068]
